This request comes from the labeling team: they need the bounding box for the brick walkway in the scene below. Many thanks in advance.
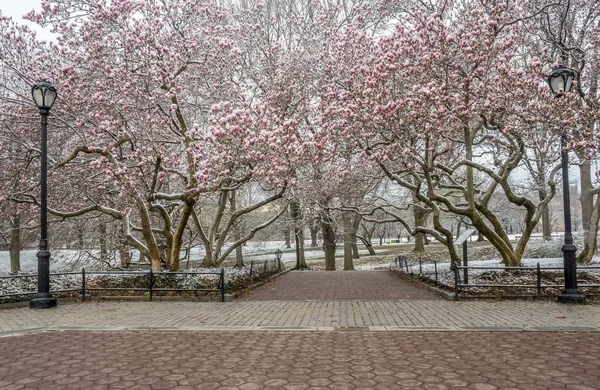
[1,300,599,333]
[244,271,441,300]
[1,331,599,389]
[2,270,600,389]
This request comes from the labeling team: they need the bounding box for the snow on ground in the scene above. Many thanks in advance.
[0,241,396,274]
[3,239,600,276]
[397,256,600,290]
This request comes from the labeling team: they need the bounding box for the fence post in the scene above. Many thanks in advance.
[419,257,422,275]
[81,268,86,302]
[220,268,225,302]
[454,265,460,301]
[250,261,253,280]
[536,263,541,298]
[149,269,153,302]
[434,261,438,284]
[405,257,409,273]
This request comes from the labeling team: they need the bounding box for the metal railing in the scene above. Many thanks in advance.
[390,257,600,300]
[453,264,600,301]
[0,268,226,303]
[391,256,442,284]
[249,259,283,282]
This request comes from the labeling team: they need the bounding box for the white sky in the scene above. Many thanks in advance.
[0,0,55,41]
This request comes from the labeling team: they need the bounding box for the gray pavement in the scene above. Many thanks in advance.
[1,297,600,334]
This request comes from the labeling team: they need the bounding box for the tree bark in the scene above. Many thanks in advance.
[343,211,354,270]
[321,208,336,271]
[9,215,21,273]
[578,198,600,263]
[297,225,307,268]
[537,159,552,240]
[413,204,428,252]
[309,223,319,247]
[284,228,291,249]
[77,222,85,249]
[119,246,131,268]
[576,69,598,263]
[99,222,108,264]
[350,213,360,259]
[230,191,244,268]
[290,200,308,269]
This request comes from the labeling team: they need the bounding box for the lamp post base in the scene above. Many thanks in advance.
[30,293,57,309]
[557,289,586,305]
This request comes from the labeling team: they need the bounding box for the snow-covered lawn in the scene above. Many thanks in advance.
[394,256,600,296]
[0,241,399,274]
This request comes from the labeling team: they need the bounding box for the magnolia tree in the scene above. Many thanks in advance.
[3,0,598,272]
[320,0,596,266]
[0,0,296,271]
[534,0,600,263]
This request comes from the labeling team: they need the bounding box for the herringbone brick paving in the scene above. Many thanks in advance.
[242,271,441,300]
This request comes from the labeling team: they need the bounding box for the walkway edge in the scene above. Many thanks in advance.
[3,324,599,337]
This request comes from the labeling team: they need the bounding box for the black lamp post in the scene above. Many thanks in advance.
[30,80,58,309]
[275,248,282,261]
[547,66,586,304]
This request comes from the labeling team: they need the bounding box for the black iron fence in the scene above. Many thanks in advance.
[391,255,445,285]
[248,259,282,282]
[0,268,225,303]
[453,264,600,300]
[391,257,600,299]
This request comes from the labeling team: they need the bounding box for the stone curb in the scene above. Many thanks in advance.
[2,324,599,337]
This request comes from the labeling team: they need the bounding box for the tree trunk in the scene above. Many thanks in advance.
[290,200,308,269]
[413,205,427,252]
[579,159,594,226]
[230,191,244,268]
[350,213,360,259]
[167,204,193,271]
[284,228,291,249]
[541,202,552,240]
[9,215,21,273]
[576,69,598,263]
[309,223,319,247]
[536,159,552,240]
[99,222,108,264]
[343,211,354,270]
[77,223,84,249]
[119,246,131,268]
[297,226,308,268]
[321,209,336,271]
[358,236,376,255]
[578,193,600,264]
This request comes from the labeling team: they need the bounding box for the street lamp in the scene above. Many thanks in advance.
[30,80,58,309]
[274,248,282,261]
[547,66,586,304]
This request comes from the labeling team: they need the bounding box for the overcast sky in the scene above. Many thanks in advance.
[1,0,55,40]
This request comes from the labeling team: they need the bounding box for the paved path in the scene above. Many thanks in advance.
[2,271,600,389]
[1,331,599,390]
[243,271,441,300]
[1,300,600,334]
